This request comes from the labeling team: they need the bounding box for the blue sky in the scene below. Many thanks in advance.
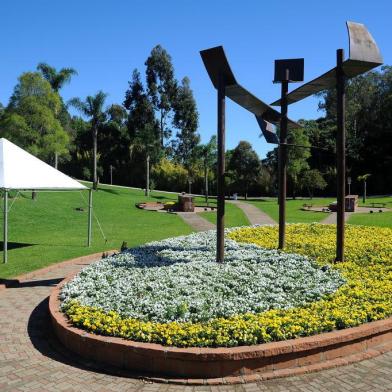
[1,0,390,158]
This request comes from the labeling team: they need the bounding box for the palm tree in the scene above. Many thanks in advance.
[199,136,217,206]
[69,91,108,190]
[357,173,371,204]
[37,63,78,92]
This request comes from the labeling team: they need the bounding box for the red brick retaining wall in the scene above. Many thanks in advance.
[49,270,392,384]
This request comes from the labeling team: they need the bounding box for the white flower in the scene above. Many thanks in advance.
[60,228,345,323]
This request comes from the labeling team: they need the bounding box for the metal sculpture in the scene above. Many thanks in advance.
[200,46,299,262]
[271,21,383,262]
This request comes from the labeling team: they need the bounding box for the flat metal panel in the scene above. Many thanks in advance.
[255,117,279,144]
[274,59,304,82]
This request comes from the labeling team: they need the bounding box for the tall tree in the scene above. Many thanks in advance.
[37,63,78,92]
[0,72,69,161]
[172,77,200,172]
[98,104,129,185]
[145,45,177,147]
[124,69,160,196]
[300,169,327,199]
[228,141,261,200]
[69,91,108,189]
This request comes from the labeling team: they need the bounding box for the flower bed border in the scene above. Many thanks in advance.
[50,272,392,384]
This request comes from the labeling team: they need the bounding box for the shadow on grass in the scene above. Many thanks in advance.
[97,187,122,196]
[0,241,35,251]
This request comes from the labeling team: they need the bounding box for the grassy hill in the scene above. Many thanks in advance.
[0,184,194,279]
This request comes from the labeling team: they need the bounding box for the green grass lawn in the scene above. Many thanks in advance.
[348,211,392,227]
[198,202,250,227]
[0,184,193,279]
[246,198,336,223]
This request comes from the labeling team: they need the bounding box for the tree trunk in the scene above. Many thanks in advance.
[363,181,367,204]
[54,152,58,170]
[204,165,209,206]
[93,127,98,190]
[145,154,150,197]
[160,111,164,148]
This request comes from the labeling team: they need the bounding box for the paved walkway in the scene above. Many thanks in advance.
[1,258,392,391]
[228,200,276,225]
[175,212,215,231]
[321,212,354,224]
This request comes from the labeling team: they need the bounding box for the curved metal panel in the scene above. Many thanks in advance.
[347,21,383,65]
[271,21,383,106]
[200,46,300,129]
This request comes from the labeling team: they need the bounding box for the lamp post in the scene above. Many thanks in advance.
[347,177,352,196]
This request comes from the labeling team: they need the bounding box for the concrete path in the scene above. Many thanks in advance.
[228,200,276,225]
[176,212,215,231]
[321,212,354,224]
[1,257,392,391]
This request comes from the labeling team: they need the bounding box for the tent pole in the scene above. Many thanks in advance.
[3,190,8,263]
[87,189,92,247]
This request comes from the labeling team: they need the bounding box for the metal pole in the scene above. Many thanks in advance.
[110,165,113,185]
[336,49,346,262]
[145,155,150,197]
[278,70,289,249]
[87,188,93,247]
[3,190,8,263]
[216,72,226,263]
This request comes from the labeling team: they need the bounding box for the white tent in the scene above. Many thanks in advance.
[0,138,92,263]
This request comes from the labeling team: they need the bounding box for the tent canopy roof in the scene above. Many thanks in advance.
[0,138,87,190]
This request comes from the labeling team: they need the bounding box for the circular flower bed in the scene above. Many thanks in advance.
[60,224,392,348]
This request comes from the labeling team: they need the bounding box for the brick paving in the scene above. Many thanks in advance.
[1,257,392,391]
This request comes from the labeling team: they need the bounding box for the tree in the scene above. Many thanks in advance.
[300,169,327,199]
[357,173,371,203]
[172,77,200,177]
[124,69,160,196]
[228,141,261,200]
[0,72,69,161]
[98,104,129,185]
[69,91,108,189]
[37,63,78,92]
[198,135,217,205]
[287,126,311,199]
[145,45,177,147]
[37,63,78,168]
